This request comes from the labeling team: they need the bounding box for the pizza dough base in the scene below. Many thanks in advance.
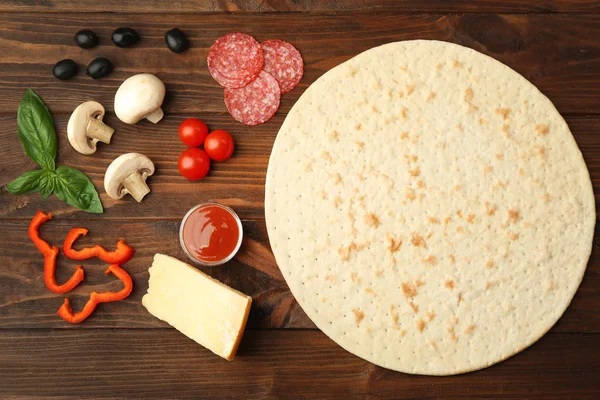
[265,40,594,375]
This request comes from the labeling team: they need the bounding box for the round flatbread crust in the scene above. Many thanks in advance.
[265,40,594,375]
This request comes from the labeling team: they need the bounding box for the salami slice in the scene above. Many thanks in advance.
[208,33,264,88]
[261,40,304,94]
[224,71,281,126]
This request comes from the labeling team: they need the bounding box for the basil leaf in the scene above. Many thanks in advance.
[39,170,56,200]
[6,169,44,194]
[17,89,57,170]
[54,166,103,214]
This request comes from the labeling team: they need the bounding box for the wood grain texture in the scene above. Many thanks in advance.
[0,217,597,331]
[0,329,598,399]
[0,13,599,115]
[0,219,313,329]
[1,0,599,13]
[2,115,600,220]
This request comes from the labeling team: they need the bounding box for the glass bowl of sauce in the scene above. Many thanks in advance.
[179,202,243,266]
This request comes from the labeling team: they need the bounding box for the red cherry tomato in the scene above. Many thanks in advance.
[178,148,210,180]
[178,118,208,147]
[204,130,235,162]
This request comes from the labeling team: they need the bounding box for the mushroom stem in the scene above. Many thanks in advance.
[145,108,164,124]
[123,172,151,203]
[87,118,115,144]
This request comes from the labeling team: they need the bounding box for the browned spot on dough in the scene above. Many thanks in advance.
[543,193,551,203]
[436,63,443,70]
[456,226,464,233]
[495,108,511,121]
[457,210,464,219]
[318,191,327,200]
[536,146,545,157]
[495,153,504,160]
[387,237,402,253]
[457,293,463,303]
[399,329,406,337]
[400,107,407,121]
[390,305,399,327]
[416,319,426,332]
[449,254,456,263]
[375,269,383,277]
[483,165,493,175]
[400,131,408,139]
[352,309,365,325]
[479,117,486,125]
[445,280,455,289]
[422,255,437,265]
[466,214,475,224]
[417,180,426,188]
[401,282,417,298]
[333,196,343,208]
[426,311,436,321]
[364,287,376,296]
[325,274,335,282]
[535,124,549,136]
[486,260,494,269]
[518,168,525,176]
[328,130,338,140]
[464,88,478,112]
[426,92,436,102]
[508,304,516,311]
[409,301,419,313]
[416,279,425,287]
[353,140,365,150]
[452,59,463,68]
[329,173,342,185]
[429,340,438,350]
[464,324,476,334]
[508,209,520,223]
[444,217,452,225]
[405,188,416,201]
[427,217,440,224]
[411,233,427,248]
[510,233,520,241]
[351,272,360,283]
[449,332,458,342]
[322,297,326,303]
[406,84,416,95]
[364,213,380,228]
[409,167,421,177]
[484,202,496,216]
[320,151,332,161]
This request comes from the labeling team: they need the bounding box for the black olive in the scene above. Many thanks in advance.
[112,27,140,48]
[86,57,113,79]
[52,59,78,80]
[165,28,189,54]
[74,29,98,49]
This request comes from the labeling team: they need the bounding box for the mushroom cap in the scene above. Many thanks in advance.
[67,101,106,155]
[104,153,155,199]
[114,73,166,124]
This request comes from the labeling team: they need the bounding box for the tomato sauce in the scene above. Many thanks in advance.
[180,203,242,265]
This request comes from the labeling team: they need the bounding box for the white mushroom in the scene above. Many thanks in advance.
[67,101,114,155]
[114,73,166,124]
[104,153,155,202]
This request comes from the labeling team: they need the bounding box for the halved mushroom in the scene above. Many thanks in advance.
[114,73,166,124]
[104,153,155,202]
[67,101,115,155]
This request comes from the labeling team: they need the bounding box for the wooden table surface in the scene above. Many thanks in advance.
[1,1,599,399]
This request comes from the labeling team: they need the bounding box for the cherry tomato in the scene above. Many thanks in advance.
[178,148,210,180]
[204,130,235,162]
[178,118,208,147]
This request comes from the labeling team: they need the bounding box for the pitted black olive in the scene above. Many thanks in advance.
[165,28,189,54]
[112,27,140,48]
[52,59,78,80]
[86,57,113,79]
[74,29,98,49]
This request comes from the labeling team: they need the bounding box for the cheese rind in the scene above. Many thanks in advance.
[142,253,252,360]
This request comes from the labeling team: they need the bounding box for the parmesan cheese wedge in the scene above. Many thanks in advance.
[142,253,252,361]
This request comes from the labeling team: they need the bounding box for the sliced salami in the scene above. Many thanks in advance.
[207,32,264,88]
[224,71,281,126]
[261,40,304,94]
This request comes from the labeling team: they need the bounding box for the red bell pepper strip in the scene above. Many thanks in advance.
[63,228,135,264]
[29,210,53,254]
[57,264,133,324]
[44,246,85,294]
[29,211,85,294]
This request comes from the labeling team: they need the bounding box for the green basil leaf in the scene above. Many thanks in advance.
[5,169,44,194]
[39,170,56,200]
[54,166,103,214]
[17,89,57,170]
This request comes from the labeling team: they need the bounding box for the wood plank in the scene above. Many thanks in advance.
[0,329,598,399]
[1,0,598,13]
[0,13,599,115]
[0,217,597,332]
[0,218,313,329]
[2,115,600,220]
